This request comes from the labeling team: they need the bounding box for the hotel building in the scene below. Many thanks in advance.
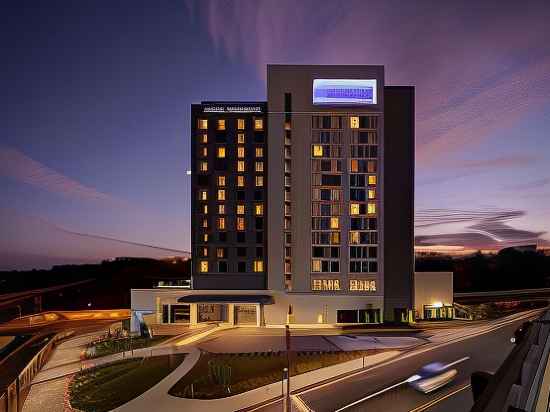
[131,65,418,331]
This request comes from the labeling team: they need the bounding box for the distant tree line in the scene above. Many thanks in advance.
[416,249,550,292]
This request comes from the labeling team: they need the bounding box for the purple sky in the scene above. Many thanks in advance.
[2,1,550,270]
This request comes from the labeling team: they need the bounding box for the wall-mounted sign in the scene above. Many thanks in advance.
[313,79,377,105]
[349,279,377,292]
[312,279,341,291]
[203,105,263,113]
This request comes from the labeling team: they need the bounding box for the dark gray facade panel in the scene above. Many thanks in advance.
[383,86,415,321]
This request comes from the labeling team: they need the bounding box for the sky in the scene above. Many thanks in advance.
[1,0,550,270]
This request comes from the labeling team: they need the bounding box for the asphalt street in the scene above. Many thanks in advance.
[298,318,525,412]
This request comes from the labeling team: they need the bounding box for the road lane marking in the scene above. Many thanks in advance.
[333,357,470,412]
[407,384,471,412]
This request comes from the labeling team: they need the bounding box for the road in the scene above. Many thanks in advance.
[250,312,536,412]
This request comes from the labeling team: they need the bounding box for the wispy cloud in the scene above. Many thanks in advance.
[502,177,550,191]
[0,145,127,208]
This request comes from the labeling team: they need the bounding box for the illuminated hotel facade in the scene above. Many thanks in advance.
[131,65,415,330]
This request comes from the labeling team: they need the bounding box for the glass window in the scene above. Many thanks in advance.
[368,175,377,185]
[237,175,245,187]
[255,176,264,187]
[350,203,360,215]
[350,116,359,129]
[255,147,263,158]
[217,119,225,130]
[237,146,245,158]
[201,247,208,257]
[237,161,245,172]
[217,176,225,186]
[311,259,321,272]
[216,247,225,258]
[202,218,208,228]
[312,145,323,157]
[254,118,263,130]
[237,118,245,130]
[200,161,208,172]
[255,204,264,215]
[253,260,264,272]
[203,233,209,242]
[255,161,264,172]
[368,189,376,199]
[199,190,208,201]
[201,204,208,214]
[199,260,208,272]
[237,204,245,215]
[237,133,245,144]
[201,146,208,157]
[218,204,225,214]
[198,119,208,130]
[217,189,225,201]
[330,217,339,229]
[217,147,226,158]
[350,159,358,173]
[217,217,225,230]
[200,133,208,143]
[237,217,245,231]
[349,231,359,244]
[368,203,376,214]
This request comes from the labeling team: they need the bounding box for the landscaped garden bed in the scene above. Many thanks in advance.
[83,336,168,359]
[69,354,185,412]
[169,349,385,399]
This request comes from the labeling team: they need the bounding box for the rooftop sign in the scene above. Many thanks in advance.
[203,104,263,113]
[313,79,377,105]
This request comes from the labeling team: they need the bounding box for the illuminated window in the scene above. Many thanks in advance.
[237,161,245,172]
[350,203,360,215]
[201,146,208,157]
[203,233,209,242]
[199,260,208,272]
[199,133,208,143]
[217,147,226,158]
[255,204,264,216]
[330,217,339,229]
[237,204,245,215]
[255,147,263,158]
[198,119,208,130]
[255,161,264,172]
[237,118,245,130]
[237,146,245,158]
[368,175,377,185]
[350,116,359,129]
[217,217,226,230]
[237,133,245,144]
[216,248,225,258]
[312,259,321,272]
[217,119,225,130]
[217,189,225,201]
[202,218,208,228]
[254,118,263,130]
[368,189,376,199]
[199,190,208,201]
[200,161,208,172]
[218,204,225,214]
[201,204,208,214]
[202,247,208,257]
[330,232,340,245]
[368,203,376,215]
[255,176,264,187]
[312,145,323,157]
[350,159,358,172]
[217,176,226,186]
[350,231,359,244]
[237,175,245,187]
[237,217,245,231]
[253,260,264,272]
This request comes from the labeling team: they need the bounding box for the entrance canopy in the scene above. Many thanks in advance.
[177,295,274,304]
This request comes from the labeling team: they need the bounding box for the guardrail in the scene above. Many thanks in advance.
[470,309,550,412]
[0,331,73,412]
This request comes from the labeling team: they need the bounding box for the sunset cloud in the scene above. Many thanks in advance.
[0,145,127,208]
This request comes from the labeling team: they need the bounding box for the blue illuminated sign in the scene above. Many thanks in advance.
[313,79,377,105]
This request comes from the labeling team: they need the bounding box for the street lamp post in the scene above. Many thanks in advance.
[285,325,291,412]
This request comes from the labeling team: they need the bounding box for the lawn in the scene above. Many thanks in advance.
[70,354,185,412]
[169,349,383,399]
[85,336,168,359]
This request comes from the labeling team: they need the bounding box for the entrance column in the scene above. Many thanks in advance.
[228,303,235,325]
[190,304,198,326]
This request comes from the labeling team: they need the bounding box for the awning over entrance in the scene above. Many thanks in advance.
[177,295,274,304]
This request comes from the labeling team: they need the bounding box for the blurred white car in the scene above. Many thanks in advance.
[408,362,458,393]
